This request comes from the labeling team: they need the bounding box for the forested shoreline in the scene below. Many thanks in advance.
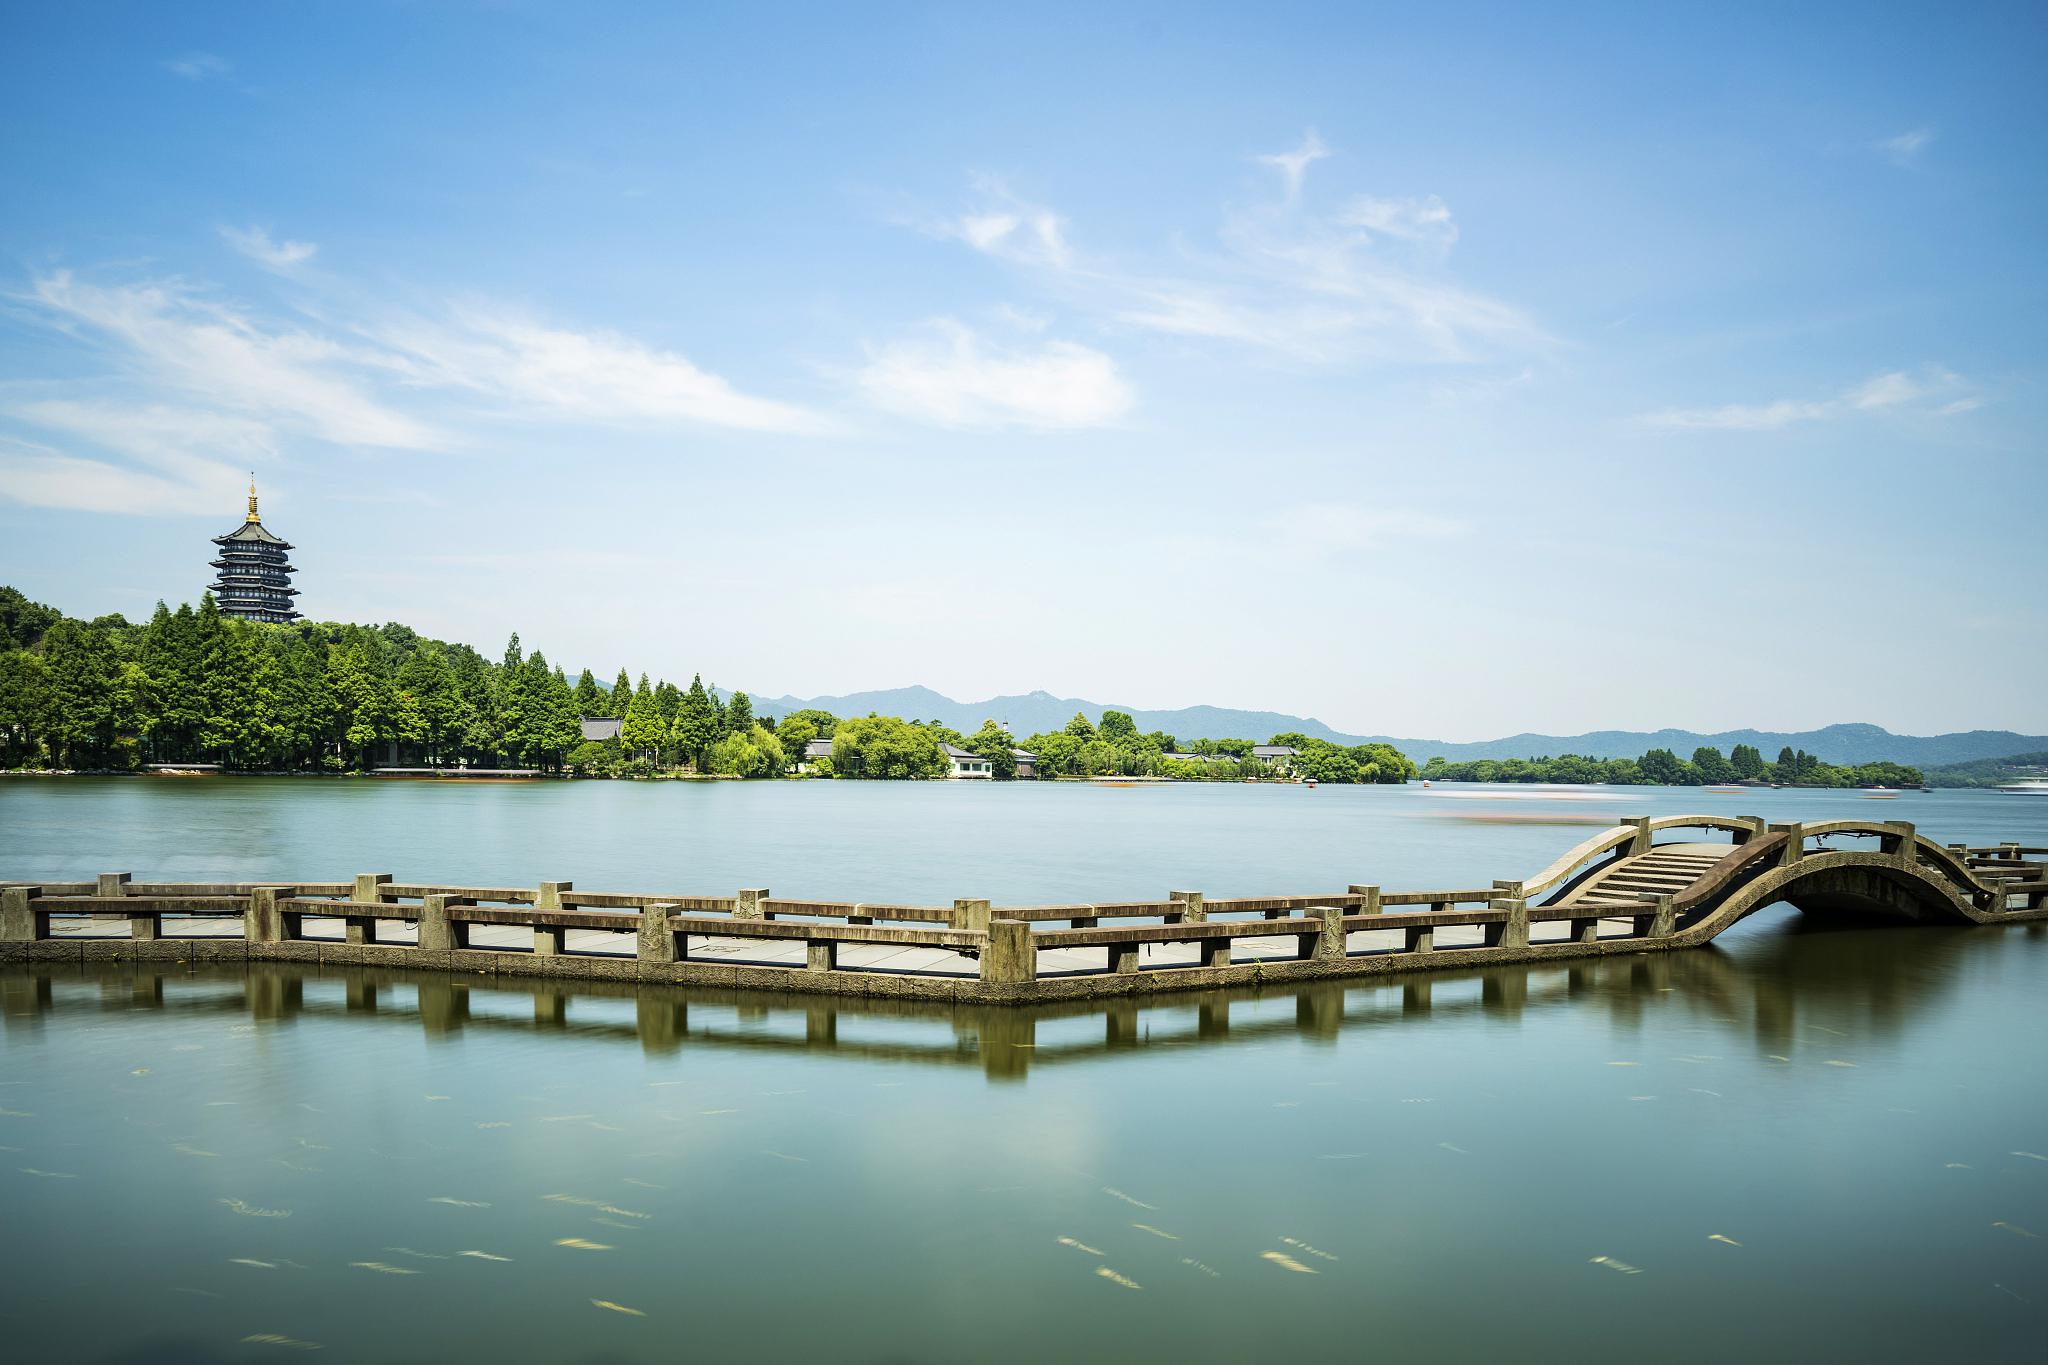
[1420,745,1924,789]
[0,587,1415,782]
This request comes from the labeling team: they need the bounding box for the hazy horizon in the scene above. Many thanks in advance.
[3,4,2042,737]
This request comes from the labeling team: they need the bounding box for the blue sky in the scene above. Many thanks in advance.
[1,2,2042,739]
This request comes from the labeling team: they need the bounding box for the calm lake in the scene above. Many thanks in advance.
[3,778,2047,1363]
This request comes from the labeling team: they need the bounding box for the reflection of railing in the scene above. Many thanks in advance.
[4,818,2044,1004]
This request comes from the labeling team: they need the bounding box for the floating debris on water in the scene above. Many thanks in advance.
[240,1333,321,1350]
[131,1068,152,1076]
[1606,1062,1640,1068]
[229,1258,278,1269]
[1439,1142,1471,1153]
[219,1199,291,1218]
[1589,1255,1642,1274]
[19,1168,77,1179]
[423,1095,450,1102]
[554,1238,613,1251]
[646,1080,685,1088]
[1707,1234,1743,1247]
[349,1262,417,1275]
[384,1247,449,1260]
[0,1109,33,1118]
[591,1299,645,1317]
[592,1218,639,1231]
[429,1197,490,1208]
[622,1178,665,1190]
[1823,1060,1858,1069]
[459,1250,513,1262]
[764,1150,808,1163]
[1261,1250,1317,1274]
[1767,1055,1791,1063]
[174,1144,220,1158]
[1994,1282,2032,1303]
[699,1108,738,1116]
[1180,1257,1221,1277]
[1280,1237,1338,1262]
[2012,1152,2048,1163]
[1102,1187,1156,1210]
[1629,1096,1657,1103]
[1094,1266,1143,1290]
[588,1122,624,1132]
[1132,1223,1180,1241]
[476,1122,511,1130]
[1316,1152,1370,1161]
[1993,1222,2039,1239]
[1056,1237,1104,1256]
[1947,1163,1973,1170]
[539,1114,595,1123]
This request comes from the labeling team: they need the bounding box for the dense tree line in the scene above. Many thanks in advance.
[0,586,752,774]
[0,586,1417,782]
[1420,743,1922,789]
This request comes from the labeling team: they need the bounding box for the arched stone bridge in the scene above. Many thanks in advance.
[4,816,2043,1004]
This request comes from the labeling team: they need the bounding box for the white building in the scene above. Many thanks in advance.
[941,742,994,779]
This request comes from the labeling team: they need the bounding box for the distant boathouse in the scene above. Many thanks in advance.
[209,481,301,623]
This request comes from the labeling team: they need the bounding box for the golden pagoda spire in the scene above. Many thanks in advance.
[247,474,260,523]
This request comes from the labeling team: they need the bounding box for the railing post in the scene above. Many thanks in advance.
[1348,885,1383,914]
[1622,818,1652,856]
[1168,890,1206,923]
[735,888,768,921]
[1313,903,1347,962]
[951,898,991,931]
[419,894,461,952]
[246,887,286,943]
[1888,822,1917,867]
[637,903,679,964]
[1768,822,1804,867]
[97,872,132,898]
[980,919,1036,985]
[353,873,393,903]
[537,880,573,910]
[1492,879,1524,900]
[1732,816,1763,845]
[1486,897,1528,949]
[806,937,835,972]
[1649,894,1676,939]
[2,886,43,942]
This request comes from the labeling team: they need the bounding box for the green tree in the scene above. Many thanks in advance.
[622,674,664,757]
[966,719,1018,779]
[726,690,754,736]
[572,668,605,716]
[1063,711,1097,740]
[609,669,634,718]
[671,674,720,770]
[831,714,948,779]
[1691,746,1736,784]
[1097,710,1139,744]
[1730,743,1765,780]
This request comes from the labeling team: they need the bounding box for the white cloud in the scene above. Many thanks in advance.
[936,179,1072,269]
[1641,368,1973,432]
[376,309,832,435]
[1340,193,1457,249]
[222,225,318,273]
[1878,128,1934,166]
[856,320,1132,429]
[165,52,231,82]
[1257,130,1330,200]
[930,140,1540,367]
[29,272,440,449]
[0,437,245,516]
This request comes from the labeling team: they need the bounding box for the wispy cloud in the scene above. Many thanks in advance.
[1877,127,1934,167]
[221,225,318,273]
[934,177,1072,269]
[1640,368,1974,432]
[933,137,1543,367]
[0,435,246,516]
[1256,129,1330,201]
[165,52,231,82]
[377,308,833,435]
[856,319,1132,429]
[28,272,440,449]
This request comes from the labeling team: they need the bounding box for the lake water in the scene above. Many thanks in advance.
[3,779,2047,1362]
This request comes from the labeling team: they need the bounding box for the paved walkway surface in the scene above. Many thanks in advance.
[48,913,1646,978]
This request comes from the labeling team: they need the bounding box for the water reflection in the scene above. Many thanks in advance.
[11,910,2037,1079]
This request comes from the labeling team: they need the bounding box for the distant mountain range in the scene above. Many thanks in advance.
[741,685,2048,768]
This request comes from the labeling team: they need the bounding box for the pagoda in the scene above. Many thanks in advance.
[209,479,301,623]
